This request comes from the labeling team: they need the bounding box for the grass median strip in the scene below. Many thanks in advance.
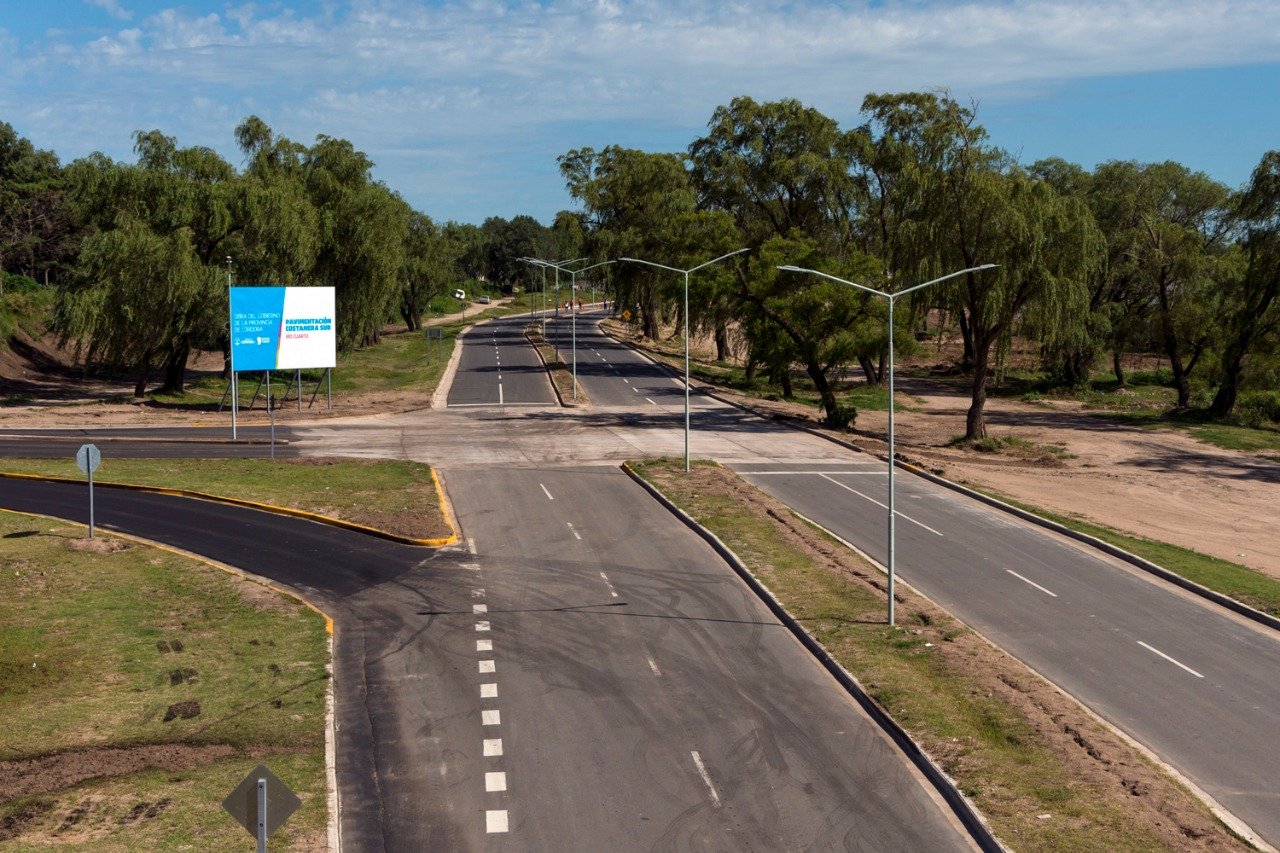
[0,457,451,542]
[629,457,1246,852]
[0,512,329,849]
[957,483,1280,618]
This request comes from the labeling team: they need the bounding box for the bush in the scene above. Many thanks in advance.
[825,402,857,430]
[1125,367,1174,387]
[3,272,41,294]
[1235,391,1280,428]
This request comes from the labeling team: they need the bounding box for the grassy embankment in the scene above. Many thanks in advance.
[0,512,329,849]
[524,322,589,405]
[0,458,450,542]
[629,457,1246,852]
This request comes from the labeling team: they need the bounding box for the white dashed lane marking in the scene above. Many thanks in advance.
[486,810,509,833]
[817,473,944,536]
[482,709,502,725]
[647,655,662,677]
[473,603,488,613]
[567,522,582,540]
[475,621,491,632]
[599,571,619,597]
[1138,641,1205,678]
[481,683,499,699]
[540,483,555,501]
[691,751,721,806]
[476,639,492,652]
[1006,569,1058,597]
[486,772,507,792]
[483,738,503,756]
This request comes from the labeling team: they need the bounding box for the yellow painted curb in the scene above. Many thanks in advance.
[0,470,456,548]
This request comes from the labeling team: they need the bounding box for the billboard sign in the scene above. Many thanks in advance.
[230,287,335,371]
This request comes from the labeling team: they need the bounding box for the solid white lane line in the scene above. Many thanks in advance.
[540,483,554,501]
[599,571,619,597]
[480,684,498,699]
[646,397,658,405]
[483,738,503,756]
[486,810,509,833]
[690,751,721,806]
[749,469,885,475]
[473,603,488,613]
[482,708,501,724]
[818,473,944,536]
[475,621,491,632]
[479,660,496,673]
[647,655,662,677]
[1138,641,1205,678]
[1006,569,1058,597]
[485,771,507,792]
[476,639,493,652]
[567,522,582,540]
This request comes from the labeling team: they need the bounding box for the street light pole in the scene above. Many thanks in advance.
[621,248,749,472]
[226,255,237,441]
[563,260,615,400]
[777,263,997,625]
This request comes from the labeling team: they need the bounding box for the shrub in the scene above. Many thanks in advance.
[826,402,857,430]
[1235,391,1280,428]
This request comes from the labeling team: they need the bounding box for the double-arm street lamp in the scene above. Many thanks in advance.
[562,260,615,400]
[622,248,750,472]
[777,263,997,625]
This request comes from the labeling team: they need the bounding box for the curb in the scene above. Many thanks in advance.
[0,432,289,445]
[0,504,343,850]
[597,323,1280,635]
[0,471,457,548]
[431,326,467,410]
[524,324,583,408]
[621,462,1003,853]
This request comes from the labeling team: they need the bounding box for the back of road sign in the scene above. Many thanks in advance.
[75,444,101,475]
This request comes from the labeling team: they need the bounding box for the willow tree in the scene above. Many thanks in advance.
[1211,151,1280,416]
[559,145,700,339]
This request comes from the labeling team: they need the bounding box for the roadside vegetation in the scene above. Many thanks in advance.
[630,457,1245,851]
[0,458,450,541]
[525,323,590,406]
[0,512,329,849]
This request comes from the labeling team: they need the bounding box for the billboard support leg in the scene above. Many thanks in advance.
[296,369,302,412]
[267,371,276,461]
[246,373,265,411]
[327,369,332,411]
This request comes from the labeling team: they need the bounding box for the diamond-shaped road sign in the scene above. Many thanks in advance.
[222,763,301,842]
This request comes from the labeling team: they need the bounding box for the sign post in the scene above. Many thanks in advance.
[75,444,101,538]
[222,763,300,852]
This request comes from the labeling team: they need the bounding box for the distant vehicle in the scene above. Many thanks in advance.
[477,295,491,304]
[453,289,466,300]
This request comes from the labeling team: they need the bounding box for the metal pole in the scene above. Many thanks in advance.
[267,371,275,461]
[684,270,691,473]
[296,368,302,412]
[553,267,561,357]
[227,259,237,440]
[87,466,94,539]
[571,272,578,400]
[887,296,896,627]
[541,267,547,337]
[257,777,267,853]
[327,368,332,410]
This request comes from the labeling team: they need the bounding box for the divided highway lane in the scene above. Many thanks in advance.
[731,460,1280,846]
[550,313,724,409]
[447,315,557,408]
[443,465,975,851]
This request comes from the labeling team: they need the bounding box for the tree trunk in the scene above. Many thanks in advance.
[714,321,730,362]
[1112,351,1125,387]
[133,351,153,398]
[964,339,991,439]
[780,370,793,398]
[857,355,877,386]
[158,344,189,395]
[957,308,975,372]
[1210,268,1278,418]
[1155,275,1192,409]
[805,360,840,426]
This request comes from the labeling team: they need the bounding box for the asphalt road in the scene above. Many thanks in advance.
[0,425,297,458]
[727,459,1280,845]
[0,472,975,850]
[446,316,557,408]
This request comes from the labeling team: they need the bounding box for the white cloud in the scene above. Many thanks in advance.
[85,0,134,21]
[5,0,1280,219]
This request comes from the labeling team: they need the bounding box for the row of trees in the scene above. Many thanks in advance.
[557,93,1280,438]
[0,119,570,396]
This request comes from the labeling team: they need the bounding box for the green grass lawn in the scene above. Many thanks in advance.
[0,457,450,541]
[0,512,329,849]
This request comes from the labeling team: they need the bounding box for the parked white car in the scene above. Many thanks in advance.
[453,289,466,300]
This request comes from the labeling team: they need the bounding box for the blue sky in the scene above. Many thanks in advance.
[2,1,1278,224]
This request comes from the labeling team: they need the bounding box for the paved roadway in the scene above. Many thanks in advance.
[0,472,974,851]
[446,316,557,408]
[0,425,297,458]
[542,318,1280,845]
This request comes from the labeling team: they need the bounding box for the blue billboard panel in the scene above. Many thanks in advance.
[230,287,286,371]
[230,287,336,371]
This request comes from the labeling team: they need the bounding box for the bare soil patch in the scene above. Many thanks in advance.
[0,744,236,805]
[65,537,132,554]
[650,462,1242,850]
